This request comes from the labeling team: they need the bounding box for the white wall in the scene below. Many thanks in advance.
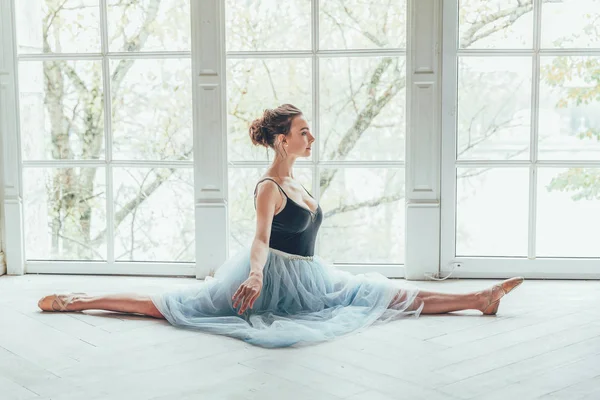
[0,0,7,276]
[404,0,442,280]
[0,166,5,276]
[0,0,25,276]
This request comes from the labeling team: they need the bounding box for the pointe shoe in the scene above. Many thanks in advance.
[481,277,524,315]
[38,292,87,312]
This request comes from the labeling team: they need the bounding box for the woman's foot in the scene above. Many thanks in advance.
[478,277,524,315]
[38,293,87,312]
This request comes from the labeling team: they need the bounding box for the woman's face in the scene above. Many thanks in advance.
[279,115,315,157]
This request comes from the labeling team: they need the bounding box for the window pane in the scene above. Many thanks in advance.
[458,0,534,49]
[537,168,600,258]
[319,56,405,162]
[110,59,192,161]
[538,56,600,160]
[226,58,312,162]
[541,0,600,49]
[457,57,531,161]
[19,60,104,161]
[456,168,528,257]
[113,168,194,262]
[15,0,100,54]
[319,0,406,50]
[227,167,312,257]
[23,167,107,260]
[107,0,191,52]
[319,168,405,264]
[225,0,311,52]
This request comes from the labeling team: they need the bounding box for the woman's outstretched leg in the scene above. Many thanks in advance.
[38,293,165,319]
[414,290,483,314]
[392,277,524,315]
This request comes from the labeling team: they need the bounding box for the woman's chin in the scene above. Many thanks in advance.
[293,148,312,158]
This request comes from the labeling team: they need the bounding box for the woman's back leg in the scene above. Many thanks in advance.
[38,293,165,319]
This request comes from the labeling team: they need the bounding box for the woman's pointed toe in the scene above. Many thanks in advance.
[481,277,524,315]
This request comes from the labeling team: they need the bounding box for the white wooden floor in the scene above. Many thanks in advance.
[0,275,599,400]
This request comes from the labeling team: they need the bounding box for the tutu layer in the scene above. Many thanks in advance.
[151,247,423,348]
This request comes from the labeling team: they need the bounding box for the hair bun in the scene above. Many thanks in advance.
[249,118,267,147]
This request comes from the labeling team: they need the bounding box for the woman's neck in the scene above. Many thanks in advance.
[268,156,297,179]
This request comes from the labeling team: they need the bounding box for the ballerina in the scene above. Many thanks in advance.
[38,103,524,348]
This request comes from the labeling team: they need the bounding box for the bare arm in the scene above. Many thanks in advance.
[232,180,281,315]
[248,180,281,278]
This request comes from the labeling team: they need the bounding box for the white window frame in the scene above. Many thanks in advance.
[440,0,600,279]
[1,0,443,280]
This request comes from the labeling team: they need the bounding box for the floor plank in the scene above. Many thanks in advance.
[1,275,597,400]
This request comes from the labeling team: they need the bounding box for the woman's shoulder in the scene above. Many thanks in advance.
[256,176,280,187]
[254,176,283,196]
[257,175,282,182]
[256,176,289,190]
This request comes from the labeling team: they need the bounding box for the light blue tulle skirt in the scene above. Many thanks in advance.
[151,247,424,348]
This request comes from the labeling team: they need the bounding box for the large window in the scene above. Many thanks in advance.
[443,0,600,274]
[16,0,194,264]
[225,0,408,264]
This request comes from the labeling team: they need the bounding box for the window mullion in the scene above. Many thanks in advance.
[106,51,191,59]
[311,0,321,255]
[99,0,114,263]
[529,0,543,260]
[226,49,406,59]
[22,160,195,168]
[440,0,459,277]
[18,53,103,61]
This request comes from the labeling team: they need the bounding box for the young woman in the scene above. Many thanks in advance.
[38,104,524,348]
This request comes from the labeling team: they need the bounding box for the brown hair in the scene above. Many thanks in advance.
[249,104,303,156]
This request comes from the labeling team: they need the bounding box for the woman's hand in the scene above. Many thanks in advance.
[232,272,263,315]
